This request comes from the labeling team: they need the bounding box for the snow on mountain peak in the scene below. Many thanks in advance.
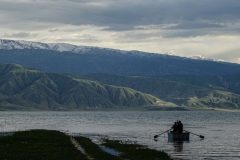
[0,39,225,63]
[0,39,91,53]
[0,39,47,50]
[191,55,226,62]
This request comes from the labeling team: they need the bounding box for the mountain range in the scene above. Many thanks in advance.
[1,39,240,76]
[81,74,240,109]
[0,64,173,110]
[0,39,240,110]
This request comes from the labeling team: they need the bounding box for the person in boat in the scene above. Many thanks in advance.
[178,121,183,133]
[172,121,183,133]
[172,122,177,132]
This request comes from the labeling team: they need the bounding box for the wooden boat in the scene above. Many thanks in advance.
[168,131,190,142]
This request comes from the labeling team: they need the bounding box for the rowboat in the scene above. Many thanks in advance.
[168,131,190,142]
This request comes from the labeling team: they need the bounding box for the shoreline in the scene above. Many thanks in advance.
[0,129,172,160]
[0,108,239,112]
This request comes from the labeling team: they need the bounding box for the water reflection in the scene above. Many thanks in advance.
[172,141,184,152]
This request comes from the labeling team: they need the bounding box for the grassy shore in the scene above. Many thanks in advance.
[0,130,87,160]
[0,130,171,160]
[103,139,171,160]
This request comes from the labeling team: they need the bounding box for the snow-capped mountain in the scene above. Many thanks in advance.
[0,39,147,57]
[0,39,92,53]
[0,39,239,76]
[0,39,226,62]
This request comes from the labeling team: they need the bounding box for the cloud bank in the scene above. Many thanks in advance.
[0,0,239,63]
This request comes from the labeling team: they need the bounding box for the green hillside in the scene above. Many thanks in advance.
[82,74,240,109]
[187,91,240,109]
[0,64,172,110]
[1,64,239,110]
[159,75,240,95]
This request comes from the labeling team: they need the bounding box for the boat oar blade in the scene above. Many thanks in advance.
[184,130,205,139]
[154,135,159,139]
[199,135,204,139]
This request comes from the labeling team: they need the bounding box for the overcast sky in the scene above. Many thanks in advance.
[0,0,240,63]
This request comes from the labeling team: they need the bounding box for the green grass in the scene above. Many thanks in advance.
[0,130,88,160]
[103,139,171,160]
[0,130,172,160]
[75,136,122,160]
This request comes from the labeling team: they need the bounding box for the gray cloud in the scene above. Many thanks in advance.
[3,32,38,38]
[0,0,240,63]
[211,49,240,63]
[1,0,240,31]
[165,22,225,30]
[161,25,240,38]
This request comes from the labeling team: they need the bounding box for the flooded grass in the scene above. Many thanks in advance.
[103,139,171,160]
[75,136,122,160]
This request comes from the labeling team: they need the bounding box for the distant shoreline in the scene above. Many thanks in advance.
[0,107,239,112]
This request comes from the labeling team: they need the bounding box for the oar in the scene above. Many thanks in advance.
[154,129,171,139]
[184,130,204,139]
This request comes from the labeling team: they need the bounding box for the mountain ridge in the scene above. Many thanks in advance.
[0,64,175,110]
[0,64,239,110]
[82,74,240,109]
[0,39,233,64]
[1,39,240,76]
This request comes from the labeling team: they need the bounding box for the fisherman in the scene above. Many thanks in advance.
[172,122,177,132]
[172,121,183,133]
[178,121,183,133]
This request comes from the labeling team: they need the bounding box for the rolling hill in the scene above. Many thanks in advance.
[0,64,239,110]
[82,74,240,109]
[0,64,173,110]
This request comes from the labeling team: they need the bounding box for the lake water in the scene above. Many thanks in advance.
[0,111,239,160]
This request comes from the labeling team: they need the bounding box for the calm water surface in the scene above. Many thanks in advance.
[0,111,239,160]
